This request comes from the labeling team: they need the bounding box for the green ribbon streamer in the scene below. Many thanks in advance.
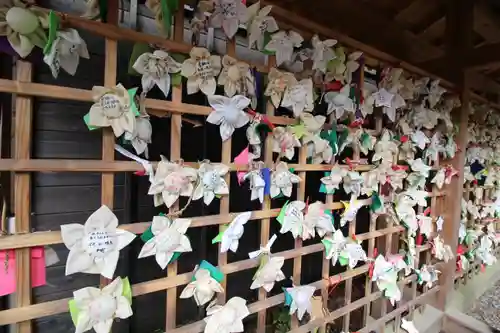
[160,0,179,37]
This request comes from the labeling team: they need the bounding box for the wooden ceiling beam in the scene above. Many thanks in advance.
[422,42,500,71]
[265,0,500,96]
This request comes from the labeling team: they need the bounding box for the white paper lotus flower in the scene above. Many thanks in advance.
[286,285,316,320]
[181,47,221,96]
[466,200,480,220]
[372,255,401,306]
[204,297,249,333]
[0,0,48,58]
[322,230,346,267]
[265,30,303,66]
[373,88,405,122]
[244,168,265,203]
[123,115,152,157]
[87,84,137,137]
[416,265,440,288]
[476,236,497,266]
[342,240,368,268]
[71,277,133,333]
[340,198,363,227]
[343,171,363,197]
[193,161,230,205]
[305,201,334,238]
[245,2,279,50]
[148,157,198,208]
[280,200,306,239]
[386,167,407,191]
[218,55,257,107]
[272,126,301,160]
[210,0,248,39]
[372,130,399,165]
[417,215,433,238]
[303,132,333,164]
[361,168,382,196]
[250,255,285,292]
[270,162,301,198]
[427,79,446,108]
[431,168,445,189]
[221,212,252,253]
[395,200,418,236]
[423,132,443,164]
[340,129,376,156]
[281,78,314,118]
[321,165,347,193]
[402,188,428,207]
[408,158,431,179]
[265,68,297,108]
[61,205,136,279]
[180,267,224,306]
[324,85,355,120]
[401,318,419,333]
[138,215,192,269]
[282,48,312,73]
[399,140,416,160]
[311,34,337,73]
[386,254,412,276]
[133,50,181,98]
[432,235,454,262]
[207,95,250,141]
[44,28,89,78]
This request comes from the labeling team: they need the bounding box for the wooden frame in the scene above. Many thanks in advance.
[0,2,480,333]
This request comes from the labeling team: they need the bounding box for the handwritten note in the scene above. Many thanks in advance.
[0,247,47,296]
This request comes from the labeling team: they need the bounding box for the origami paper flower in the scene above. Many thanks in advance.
[250,256,285,292]
[311,34,337,73]
[343,51,363,84]
[204,297,249,333]
[324,85,355,120]
[70,277,132,333]
[124,115,152,157]
[444,135,457,159]
[244,168,265,203]
[43,28,89,78]
[343,171,363,197]
[416,265,440,288]
[340,198,363,226]
[265,30,303,66]
[272,126,301,160]
[0,0,48,58]
[281,78,314,118]
[372,130,399,165]
[401,318,419,333]
[138,215,192,269]
[181,47,222,96]
[86,84,138,137]
[361,168,381,196]
[305,201,334,238]
[386,167,407,191]
[265,68,297,108]
[245,2,279,51]
[218,55,257,108]
[340,238,367,268]
[280,201,306,239]
[402,188,428,207]
[301,114,333,163]
[406,158,431,189]
[61,205,136,279]
[133,50,182,98]
[270,162,301,198]
[282,48,312,73]
[373,88,405,122]
[207,95,250,141]
[193,161,230,205]
[340,129,376,155]
[148,157,198,208]
[417,214,433,238]
[423,133,443,164]
[219,212,252,253]
[321,165,347,194]
[180,266,224,306]
[395,199,418,235]
[372,255,401,305]
[465,200,480,220]
[399,140,416,161]
[427,79,446,108]
[210,0,248,39]
[432,235,454,262]
[476,236,497,266]
[286,285,316,320]
[322,230,346,266]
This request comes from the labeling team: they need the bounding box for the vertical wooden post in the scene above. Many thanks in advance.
[101,0,118,288]
[14,60,32,333]
[437,0,473,311]
[256,55,276,333]
[166,3,185,330]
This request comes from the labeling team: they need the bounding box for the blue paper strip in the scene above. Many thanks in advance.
[262,168,271,195]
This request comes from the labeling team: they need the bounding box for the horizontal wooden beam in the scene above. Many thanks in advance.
[423,42,500,71]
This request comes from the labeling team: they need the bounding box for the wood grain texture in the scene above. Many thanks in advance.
[14,60,33,333]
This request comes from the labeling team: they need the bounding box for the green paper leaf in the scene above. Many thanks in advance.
[289,168,295,173]
[339,256,349,266]
[360,132,371,148]
[128,43,153,76]
[122,277,132,304]
[291,123,307,139]
[83,113,99,130]
[283,288,292,306]
[253,255,269,280]
[276,201,290,225]
[212,225,228,244]
[319,172,335,194]
[321,129,338,155]
[197,260,224,283]
[371,193,383,213]
[128,88,140,116]
[141,225,154,242]
[169,252,182,264]
[321,239,332,255]
[324,210,333,218]
[171,72,182,87]
[261,32,275,55]
[160,0,173,37]
[68,300,78,326]
[171,52,187,63]
[43,11,59,55]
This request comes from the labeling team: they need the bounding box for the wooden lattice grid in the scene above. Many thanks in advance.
[0,3,476,333]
